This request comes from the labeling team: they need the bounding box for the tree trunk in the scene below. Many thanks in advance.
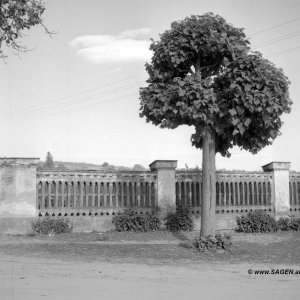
[200,130,216,237]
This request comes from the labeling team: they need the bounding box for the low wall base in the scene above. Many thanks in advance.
[190,211,276,232]
[2,210,299,235]
[70,216,115,232]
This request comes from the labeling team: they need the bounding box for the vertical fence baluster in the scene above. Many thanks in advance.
[177,181,181,206]
[294,182,297,206]
[47,182,51,209]
[217,181,220,206]
[290,182,293,206]
[136,182,141,207]
[114,182,118,208]
[66,182,70,209]
[102,182,107,207]
[182,182,186,207]
[296,182,300,205]
[97,182,100,207]
[192,182,197,207]
[233,182,237,206]
[54,181,58,209]
[108,182,112,207]
[147,182,151,208]
[119,182,123,207]
[90,182,95,208]
[251,181,255,205]
[61,181,64,208]
[79,182,83,208]
[236,182,240,206]
[124,182,129,207]
[41,181,45,209]
[267,182,272,205]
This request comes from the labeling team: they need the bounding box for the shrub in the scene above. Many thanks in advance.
[196,234,232,251]
[277,215,300,231]
[277,216,291,231]
[31,217,72,234]
[112,209,160,232]
[236,209,277,233]
[165,207,193,231]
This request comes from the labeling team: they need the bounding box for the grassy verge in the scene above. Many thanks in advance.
[1,230,299,265]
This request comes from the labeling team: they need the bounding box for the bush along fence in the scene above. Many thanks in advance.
[0,158,299,233]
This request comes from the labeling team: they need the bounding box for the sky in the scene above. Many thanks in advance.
[1,0,300,171]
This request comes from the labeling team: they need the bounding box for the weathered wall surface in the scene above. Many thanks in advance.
[0,158,39,234]
[150,160,177,216]
[263,162,291,219]
[0,158,39,218]
[0,158,299,234]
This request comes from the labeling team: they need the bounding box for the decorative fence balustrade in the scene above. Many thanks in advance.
[175,171,273,213]
[35,164,300,218]
[1,157,296,234]
[289,172,300,211]
[36,170,157,216]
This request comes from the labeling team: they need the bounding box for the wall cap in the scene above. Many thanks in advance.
[149,160,177,171]
[0,157,40,167]
[262,162,291,172]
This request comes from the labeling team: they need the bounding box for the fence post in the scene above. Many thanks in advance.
[0,157,39,233]
[262,162,291,219]
[149,160,177,216]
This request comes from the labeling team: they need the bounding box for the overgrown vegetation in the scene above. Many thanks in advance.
[112,209,160,232]
[196,234,233,251]
[165,207,193,231]
[31,217,72,234]
[236,210,300,233]
[277,215,300,231]
[236,210,277,233]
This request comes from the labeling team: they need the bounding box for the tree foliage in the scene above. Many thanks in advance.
[45,151,54,169]
[139,13,292,157]
[132,164,146,171]
[0,0,51,59]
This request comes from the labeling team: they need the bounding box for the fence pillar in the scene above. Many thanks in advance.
[150,160,177,216]
[262,162,291,219]
[0,158,39,233]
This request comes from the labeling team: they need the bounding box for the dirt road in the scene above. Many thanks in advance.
[1,254,299,300]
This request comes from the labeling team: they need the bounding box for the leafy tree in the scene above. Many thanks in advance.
[139,13,292,237]
[0,0,52,59]
[44,151,54,169]
[132,164,146,171]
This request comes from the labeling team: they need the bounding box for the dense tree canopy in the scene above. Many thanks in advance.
[139,13,292,237]
[140,13,292,157]
[0,0,50,59]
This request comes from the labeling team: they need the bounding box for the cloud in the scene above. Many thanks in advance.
[108,67,122,74]
[70,28,152,64]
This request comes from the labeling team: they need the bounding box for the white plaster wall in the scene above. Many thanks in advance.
[0,159,38,218]
[273,169,290,217]
[157,169,176,213]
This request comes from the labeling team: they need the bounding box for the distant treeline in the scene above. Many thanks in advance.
[37,161,147,171]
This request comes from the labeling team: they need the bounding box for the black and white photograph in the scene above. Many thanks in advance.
[0,0,299,299]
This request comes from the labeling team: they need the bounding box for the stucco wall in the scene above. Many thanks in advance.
[0,158,39,218]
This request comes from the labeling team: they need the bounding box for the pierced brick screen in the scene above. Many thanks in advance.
[175,171,273,213]
[36,171,157,216]
[289,172,300,212]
